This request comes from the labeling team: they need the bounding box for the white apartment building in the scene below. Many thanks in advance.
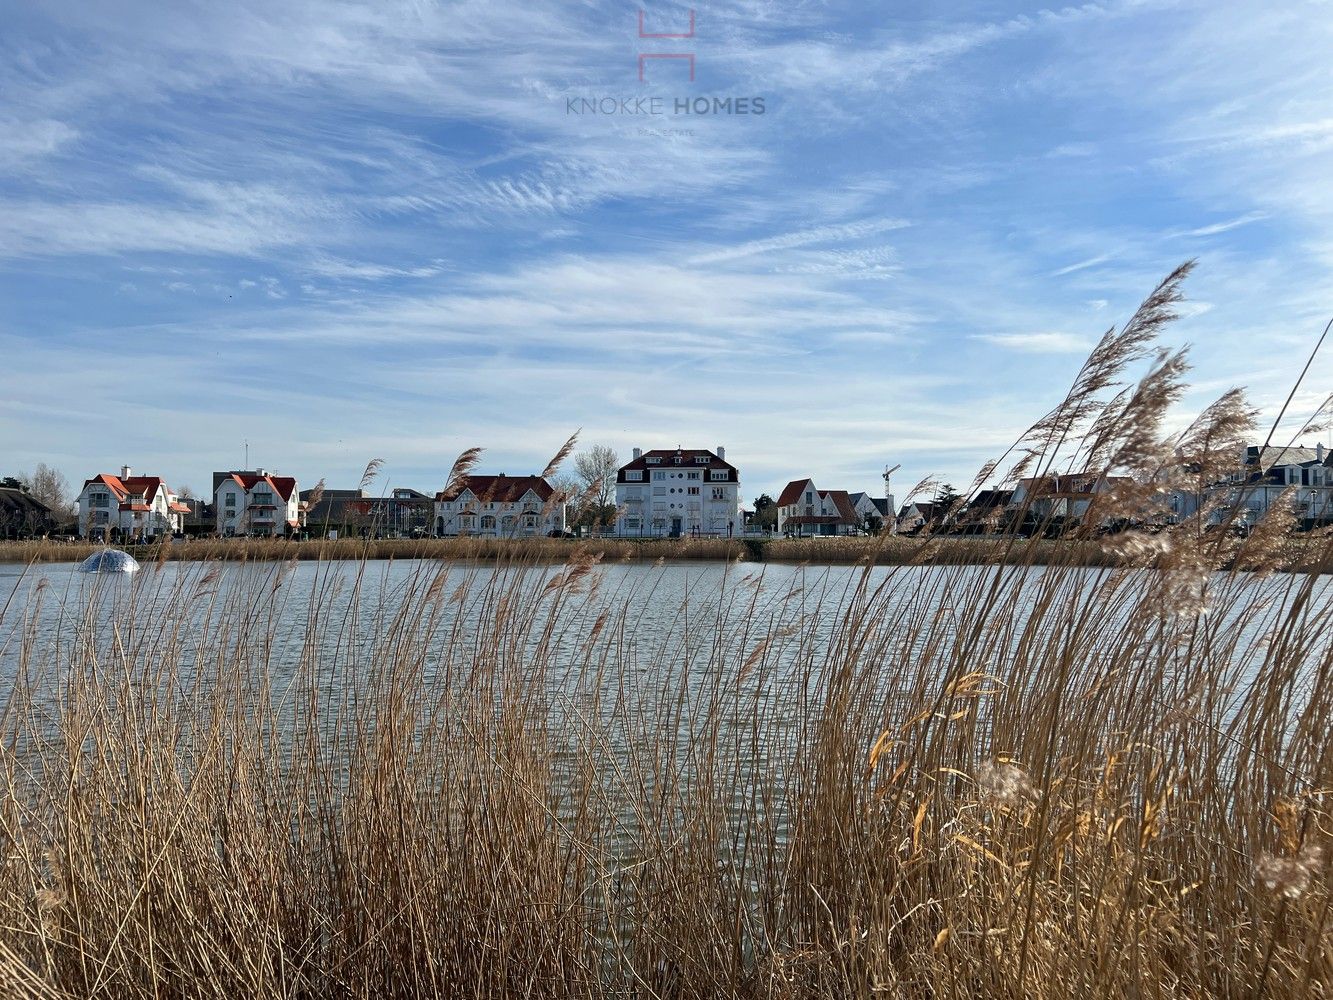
[615,447,740,537]
[214,469,302,536]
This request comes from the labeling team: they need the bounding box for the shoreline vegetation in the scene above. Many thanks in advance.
[5,532,1333,573]
[3,267,1332,996]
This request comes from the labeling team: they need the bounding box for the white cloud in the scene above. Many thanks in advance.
[975,332,1092,353]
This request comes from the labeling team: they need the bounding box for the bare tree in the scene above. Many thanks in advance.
[21,463,74,518]
[573,445,619,528]
[177,484,194,499]
[549,472,582,527]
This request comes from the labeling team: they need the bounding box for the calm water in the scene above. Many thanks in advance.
[1,557,1326,724]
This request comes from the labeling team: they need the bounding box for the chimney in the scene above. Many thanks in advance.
[120,465,132,479]
[632,447,642,460]
[1320,443,1327,462]
[255,467,266,476]
[716,446,725,461]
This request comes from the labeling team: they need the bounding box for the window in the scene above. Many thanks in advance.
[646,457,661,465]
[713,487,727,501]
[805,491,813,504]
[481,515,496,530]
[626,470,643,481]
[710,470,729,481]
[626,517,641,529]
[695,457,709,464]
[626,487,642,500]
[687,471,699,480]
[687,487,699,495]
[225,494,236,508]
[653,486,666,496]
[652,471,665,482]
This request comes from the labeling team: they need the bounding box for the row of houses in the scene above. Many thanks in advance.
[67,440,1328,542]
[67,446,753,541]
[73,466,302,541]
[893,443,1333,535]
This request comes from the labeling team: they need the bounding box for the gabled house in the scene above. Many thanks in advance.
[1010,473,1135,523]
[433,475,564,537]
[614,447,740,537]
[77,466,189,540]
[848,492,891,531]
[956,488,1016,530]
[776,479,862,536]
[897,501,939,534]
[1183,445,1333,528]
[214,469,301,537]
[0,483,58,539]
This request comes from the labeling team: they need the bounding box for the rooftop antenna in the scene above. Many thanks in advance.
[244,439,249,469]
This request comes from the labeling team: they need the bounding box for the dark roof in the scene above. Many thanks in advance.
[900,501,937,520]
[969,489,1015,510]
[1245,445,1327,468]
[618,449,737,483]
[300,488,364,501]
[436,475,554,503]
[0,487,54,519]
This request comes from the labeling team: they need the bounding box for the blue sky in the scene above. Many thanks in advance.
[3,0,1332,503]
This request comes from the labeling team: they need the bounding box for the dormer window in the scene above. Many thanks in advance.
[646,457,661,465]
[695,456,709,464]
[626,470,643,481]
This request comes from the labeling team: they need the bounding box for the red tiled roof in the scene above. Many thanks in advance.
[84,474,168,505]
[168,502,191,513]
[821,490,858,523]
[224,473,298,502]
[436,475,555,504]
[777,479,812,507]
[118,503,152,512]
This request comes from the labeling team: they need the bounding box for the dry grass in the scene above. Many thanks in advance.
[0,536,748,566]
[0,268,1331,997]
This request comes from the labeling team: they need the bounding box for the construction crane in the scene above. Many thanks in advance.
[883,463,901,498]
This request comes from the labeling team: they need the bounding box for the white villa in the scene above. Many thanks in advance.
[615,447,740,537]
[214,469,302,536]
[76,466,190,540]
[1167,444,1333,526]
[433,474,564,536]
[775,478,887,536]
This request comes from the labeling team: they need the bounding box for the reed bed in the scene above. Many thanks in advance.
[0,536,748,566]
[0,267,1330,997]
